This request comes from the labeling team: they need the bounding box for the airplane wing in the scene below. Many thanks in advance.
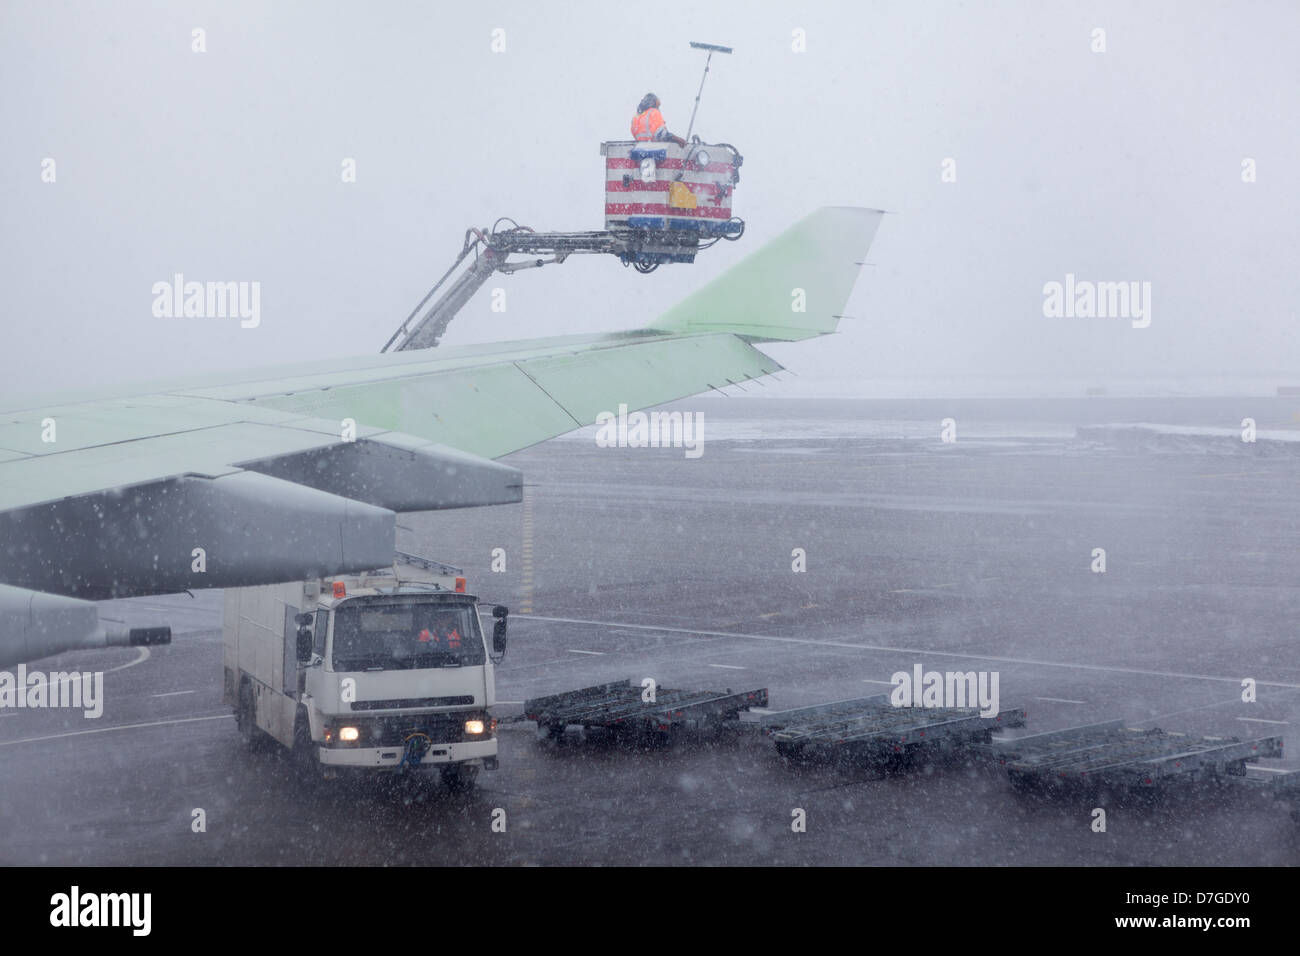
[0,206,883,665]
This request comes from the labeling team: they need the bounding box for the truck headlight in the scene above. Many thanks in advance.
[339,726,360,742]
[465,719,486,735]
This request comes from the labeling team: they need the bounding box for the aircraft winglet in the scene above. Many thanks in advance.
[649,206,884,343]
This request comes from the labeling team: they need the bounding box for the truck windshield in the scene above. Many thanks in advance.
[331,601,485,671]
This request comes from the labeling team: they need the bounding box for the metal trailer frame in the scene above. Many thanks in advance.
[992,720,1286,794]
[1238,766,1300,823]
[523,679,768,740]
[757,694,1027,767]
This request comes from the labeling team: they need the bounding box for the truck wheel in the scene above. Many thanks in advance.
[236,682,268,752]
[774,741,805,763]
[537,722,566,742]
[441,763,479,793]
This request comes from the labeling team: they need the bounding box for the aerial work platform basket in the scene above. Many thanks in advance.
[600,140,744,270]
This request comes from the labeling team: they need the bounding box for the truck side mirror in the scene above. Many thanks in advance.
[295,621,314,664]
[488,606,508,662]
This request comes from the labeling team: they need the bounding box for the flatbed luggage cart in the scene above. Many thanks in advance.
[1238,766,1300,823]
[758,694,1026,768]
[992,720,1285,796]
[524,679,768,742]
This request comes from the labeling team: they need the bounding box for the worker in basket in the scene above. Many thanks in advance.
[631,93,687,147]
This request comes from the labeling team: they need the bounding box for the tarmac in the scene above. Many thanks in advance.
[3,396,1299,865]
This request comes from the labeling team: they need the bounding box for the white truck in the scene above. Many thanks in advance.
[222,552,508,790]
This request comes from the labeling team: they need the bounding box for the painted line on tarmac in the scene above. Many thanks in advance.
[1034,696,1089,704]
[101,646,152,674]
[707,663,746,670]
[1143,690,1299,725]
[149,690,195,699]
[521,615,1300,690]
[21,647,152,694]
[0,713,232,748]
[1237,717,1289,725]
[566,649,603,656]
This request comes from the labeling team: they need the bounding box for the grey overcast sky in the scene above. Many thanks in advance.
[1,0,1296,404]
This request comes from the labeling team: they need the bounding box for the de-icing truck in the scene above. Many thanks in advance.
[223,552,508,790]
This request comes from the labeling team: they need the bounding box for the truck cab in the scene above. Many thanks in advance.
[223,553,508,790]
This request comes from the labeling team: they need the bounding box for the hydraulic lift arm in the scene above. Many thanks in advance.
[382,135,744,353]
[382,223,628,352]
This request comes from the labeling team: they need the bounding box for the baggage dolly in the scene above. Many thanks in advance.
[523,679,768,742]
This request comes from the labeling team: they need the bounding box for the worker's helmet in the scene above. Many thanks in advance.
[638,93,658,113]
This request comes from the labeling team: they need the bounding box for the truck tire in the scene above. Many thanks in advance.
[774,741,806,763]
[236,681,269,752]
[536,722,566,742]
[441,763,479,793]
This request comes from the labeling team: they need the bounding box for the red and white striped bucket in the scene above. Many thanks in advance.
[601,141,741,235]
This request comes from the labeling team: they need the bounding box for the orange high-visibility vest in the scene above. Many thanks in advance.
[631,107,665,141]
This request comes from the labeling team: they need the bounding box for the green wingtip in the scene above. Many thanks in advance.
[650,206,884,342]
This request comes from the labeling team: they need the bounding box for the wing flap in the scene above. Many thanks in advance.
[246,332,779,460]
[0,393,334,456]
[242,361,583,462]
[515,331,779,427]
